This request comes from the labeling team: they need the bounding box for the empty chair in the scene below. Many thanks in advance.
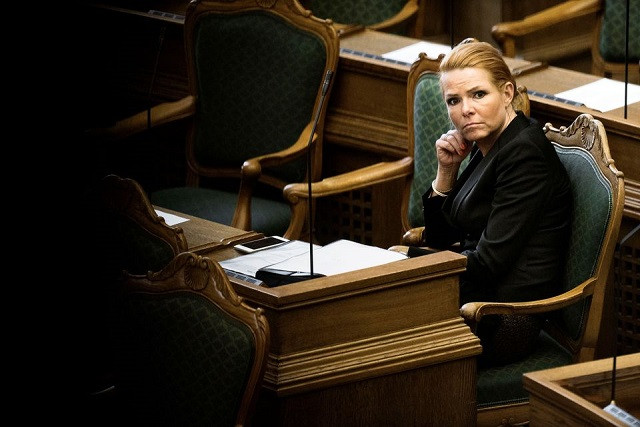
[96,0,340,238]
[81,174,188,418]
[115,251,270,426]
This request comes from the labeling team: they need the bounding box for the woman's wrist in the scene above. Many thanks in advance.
[431,179,452,197]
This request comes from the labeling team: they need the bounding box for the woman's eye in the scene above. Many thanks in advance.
[446,98,459,106]
[473,91,487,99]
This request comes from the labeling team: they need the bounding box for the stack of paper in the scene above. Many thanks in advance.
[220,239,407,278]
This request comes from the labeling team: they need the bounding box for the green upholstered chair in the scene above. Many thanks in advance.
[101,0,340,238]
[301,0,422,37]
[115,252,270,426]
[82,174,188,417]
[461,113,625,426]
[492,0,639,84]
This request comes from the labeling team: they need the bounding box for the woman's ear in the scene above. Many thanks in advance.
[503,81,515,106]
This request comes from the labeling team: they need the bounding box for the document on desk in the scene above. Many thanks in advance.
[219,240,319,277]
[155,209,189,226]
[381,41,452,64]
[264,239,407,276]
[219,239,407,278]
[555,78,640,112]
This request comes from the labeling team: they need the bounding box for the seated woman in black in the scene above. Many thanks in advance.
[422,40,572,365]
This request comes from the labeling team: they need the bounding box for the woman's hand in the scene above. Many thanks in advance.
[431,130,473,194]
[435,130,473,168]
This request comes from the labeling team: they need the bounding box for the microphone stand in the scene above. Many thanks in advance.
[623,0,629,119]
[254,70,333,287]
[306,70,333,276]
[603,224,640,424]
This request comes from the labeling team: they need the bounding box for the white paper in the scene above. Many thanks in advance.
[381,41,451,64]
[155,209,189,226]
[219,240,318,277]
[555,78,640,112]
[220,239,407,278]
[265,239,407,276]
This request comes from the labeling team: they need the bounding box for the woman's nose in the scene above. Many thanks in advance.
[461,98,474,115]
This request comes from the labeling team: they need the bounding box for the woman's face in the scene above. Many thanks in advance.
[441,67,514,148]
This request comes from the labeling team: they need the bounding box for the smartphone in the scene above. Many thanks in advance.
[234,236,289,254]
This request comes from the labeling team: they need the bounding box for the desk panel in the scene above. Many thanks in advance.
[169,213,481,426]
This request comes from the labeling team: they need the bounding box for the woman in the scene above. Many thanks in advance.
[422,40,572,365]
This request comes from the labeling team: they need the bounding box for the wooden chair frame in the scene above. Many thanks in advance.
[120,251,270,426]
[97,174,188,256]
[491,0,639,82]
[463,114,625,426]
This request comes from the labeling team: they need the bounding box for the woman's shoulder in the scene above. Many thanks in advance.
[498,119,557,163]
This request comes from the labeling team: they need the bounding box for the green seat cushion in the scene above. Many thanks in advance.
[477,331,573,408]
[151,187,291,237]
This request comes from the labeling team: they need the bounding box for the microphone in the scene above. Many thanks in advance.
[255,69,333,287]
[307,70,333,276]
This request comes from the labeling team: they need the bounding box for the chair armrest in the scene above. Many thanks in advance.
[86,96,196,141]
[232,123,319,230]
[402,226,424,246]
[240,122,318,182]
[281,157,413,239]
[368,0,419,32]
[492,0,601,57]
[284,157,413,200]
[460,277,597,324]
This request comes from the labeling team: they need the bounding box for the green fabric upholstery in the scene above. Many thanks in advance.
[408,73,450,228]
[408,73,469,228]
[553,144,612,341]
[477,331,572,407]
[309,0,407,26]
[117,292,256,426]
[598,0,640,62]
[192,12,325,183]
[151,186,292,237]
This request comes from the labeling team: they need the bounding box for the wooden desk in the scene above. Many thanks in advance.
[155,207,263,257]
[82,3,639,359]
[523,353,640,426]
[168,212,482,426]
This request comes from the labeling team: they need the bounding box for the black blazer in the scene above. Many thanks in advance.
[422,112,571,304]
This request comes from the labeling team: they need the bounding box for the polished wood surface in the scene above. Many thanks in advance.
[164,212,481,426]
[154,206,263,257]
[524,353,640,426]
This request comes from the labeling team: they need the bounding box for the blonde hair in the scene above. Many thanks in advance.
[439,38,519,107]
